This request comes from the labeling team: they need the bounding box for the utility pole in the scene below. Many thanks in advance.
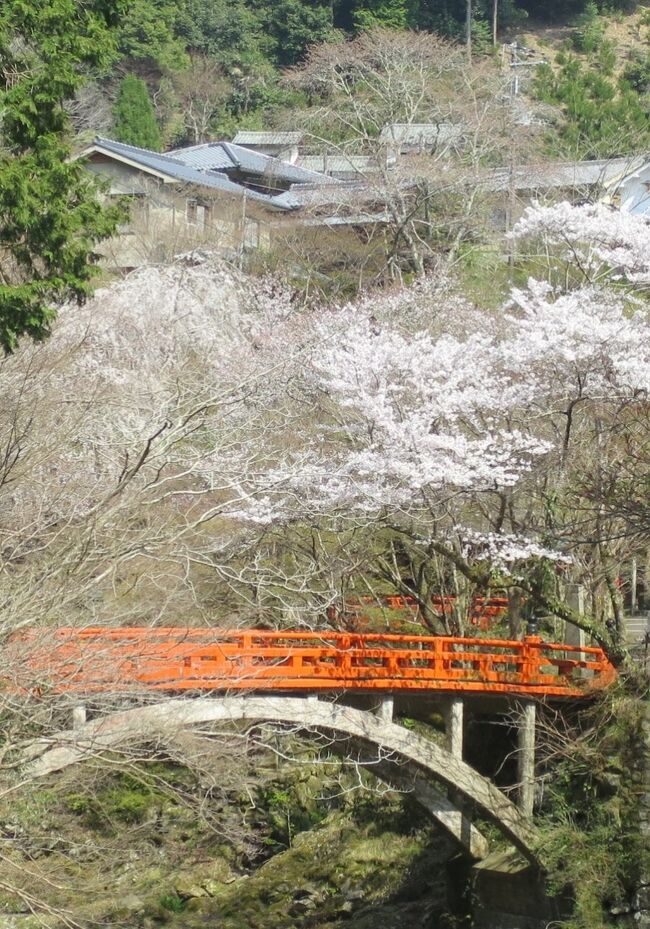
[466,0,472,62]
[504,42,546,261]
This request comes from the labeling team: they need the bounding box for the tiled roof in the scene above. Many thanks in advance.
[167,141,329,186]
[272,179,380,211]
[83,138,337,209]
[233,131,304,145]
[88,137,290,207]
[296,155,379,176]
[165,141,237,172]
[487,157,646,192]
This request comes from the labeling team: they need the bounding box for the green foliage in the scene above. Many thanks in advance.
[116,0,188,69]
[65,772,161,828]
[0,0,122,353]
[176,0,261,68]
[261,782,327,847]
[253,0,336,66]
[66,785,152,825]
[571,1,605,52]
[113,73,162,150]
[534,50,650,157]
[536,686,648,928]
[353,0,410,30]
[177,0,334,68]
[518,0,636,18]
[622,49,650,93]
[160,892,186,912]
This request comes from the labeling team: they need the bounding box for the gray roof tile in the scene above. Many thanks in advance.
[167,140,330,186]
[487,157,646,192]
[233,131,303,145]
[165,142,237,171]
[297,155,379,175]
[89,137,290,207]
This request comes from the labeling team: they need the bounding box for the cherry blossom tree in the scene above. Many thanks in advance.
[0,252,305,638]
[1,203,648,656]
[227,204,650,652]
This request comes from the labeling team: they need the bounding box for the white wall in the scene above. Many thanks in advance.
[619,165,650,215]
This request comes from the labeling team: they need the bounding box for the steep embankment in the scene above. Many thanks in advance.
[0,750,457,929]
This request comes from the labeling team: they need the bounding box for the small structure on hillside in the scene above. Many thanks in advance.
[231,130,304,164]
[379,122,464,159]
[484,155,649,228]
[616,158,650,214]
[296,153,381,180]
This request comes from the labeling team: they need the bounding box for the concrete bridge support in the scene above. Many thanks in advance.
[20,695,538,862]
[445,697,464,760]
[376,695,394,723]
[517,701,536,817]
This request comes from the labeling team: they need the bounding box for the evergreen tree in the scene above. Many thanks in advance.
[353,0,409,30]
[117,0,187,70]
[248,0,335,65]
[0,0,122,353]
[113,74,162,150]
[176,0,261,68]
[535,51,650,157]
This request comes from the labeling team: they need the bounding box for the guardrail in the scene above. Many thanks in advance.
[12,628,617,698]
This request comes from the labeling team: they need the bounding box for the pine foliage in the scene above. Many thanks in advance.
[113,74,162,151]
[0,0,122,353]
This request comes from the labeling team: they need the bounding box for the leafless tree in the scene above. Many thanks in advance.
[171,54,232,145]
[285,29,542,279]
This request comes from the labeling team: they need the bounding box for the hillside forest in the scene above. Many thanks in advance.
[64,0,650,159]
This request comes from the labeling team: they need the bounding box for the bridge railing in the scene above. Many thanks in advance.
[13,628,616,699]
[329,594,509,631]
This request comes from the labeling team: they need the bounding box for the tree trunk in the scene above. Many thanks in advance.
[466,0,472,61]
[492,0,498,46]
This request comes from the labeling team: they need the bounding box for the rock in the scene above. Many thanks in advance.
[341,880,366,902]
[110,894,146,918]
[173,857,237,899]
[173,874,208,899]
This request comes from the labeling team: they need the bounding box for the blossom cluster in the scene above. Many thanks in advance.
[2,202,649,581]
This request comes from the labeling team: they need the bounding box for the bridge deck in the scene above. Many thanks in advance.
[14,628,616,699]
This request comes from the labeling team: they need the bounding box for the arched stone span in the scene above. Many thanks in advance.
[22,695,537,861]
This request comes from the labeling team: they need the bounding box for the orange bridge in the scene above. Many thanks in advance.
[17,627,616,699]
[16,627,619,863]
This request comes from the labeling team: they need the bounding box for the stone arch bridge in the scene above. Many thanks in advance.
[15,627,616,865]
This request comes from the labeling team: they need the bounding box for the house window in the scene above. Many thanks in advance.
[186,198,209,230]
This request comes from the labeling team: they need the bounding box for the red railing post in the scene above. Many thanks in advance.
[521,635,543,686]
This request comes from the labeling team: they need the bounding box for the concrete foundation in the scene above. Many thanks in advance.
[472,849,566,929]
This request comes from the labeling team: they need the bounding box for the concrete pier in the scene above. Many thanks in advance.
[517,701,536,817]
